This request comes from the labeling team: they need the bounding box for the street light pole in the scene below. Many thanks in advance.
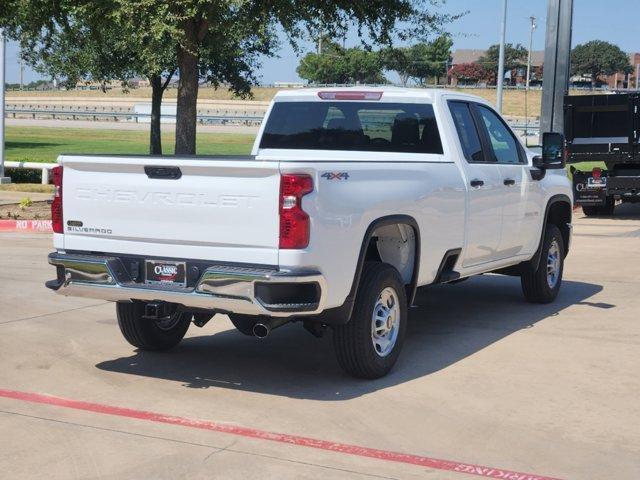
[496,0,508,113]
[0,29,9,184]
[526,16,537,91]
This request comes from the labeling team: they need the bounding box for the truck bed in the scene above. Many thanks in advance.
[564,93,639,164]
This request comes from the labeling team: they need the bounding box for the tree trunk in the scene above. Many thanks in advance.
[149,75,163,155]
[175,22,201,155]
[591,73,597,89]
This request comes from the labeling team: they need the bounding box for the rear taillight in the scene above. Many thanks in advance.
[51,166,63,233]
[279,174,313,249]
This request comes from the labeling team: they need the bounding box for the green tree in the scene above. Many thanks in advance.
[382,36,452,87]
[427,34,453,85]
[478,43,527,84]
[297,41,385,84]
[381,47,411,86]
[405,43,432,86]
[571,40,631,88]
[15,4,176,154]
[2,1,458,155]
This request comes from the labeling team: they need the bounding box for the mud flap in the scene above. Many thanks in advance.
[573,170,607,206]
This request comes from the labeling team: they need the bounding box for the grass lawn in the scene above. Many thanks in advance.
[5,126,256,163]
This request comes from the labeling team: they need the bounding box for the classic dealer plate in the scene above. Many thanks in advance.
[145,260,187,287]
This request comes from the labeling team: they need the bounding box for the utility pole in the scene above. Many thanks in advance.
[636,63,639,90]
[496,0,508,113]
[540,0,574,134]
[19,57,23,90]
[526,16,537,90]
[0,29,9,184]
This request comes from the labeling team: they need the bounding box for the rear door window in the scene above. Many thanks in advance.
[260,101,443,154]
[448,101,485,162]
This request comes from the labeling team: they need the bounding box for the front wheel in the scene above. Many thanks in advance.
[116,302,191,351]
[520,224,565,304]
[333,262,407,379]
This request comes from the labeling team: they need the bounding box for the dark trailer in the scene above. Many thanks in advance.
[564,93,640,216]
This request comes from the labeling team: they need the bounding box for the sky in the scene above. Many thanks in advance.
[3,0,639,85]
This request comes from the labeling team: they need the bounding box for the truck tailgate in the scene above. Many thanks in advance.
[60,155,280,265]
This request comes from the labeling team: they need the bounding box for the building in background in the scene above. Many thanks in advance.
[448,49,544,87]
[448,48,640,90]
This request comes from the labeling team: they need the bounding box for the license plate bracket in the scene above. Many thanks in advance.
[145,260,187,287]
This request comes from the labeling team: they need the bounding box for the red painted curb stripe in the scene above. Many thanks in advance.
[0,219,52,232]
[0,389,561,480]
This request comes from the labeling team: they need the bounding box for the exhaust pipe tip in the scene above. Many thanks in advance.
[252,323,270,339]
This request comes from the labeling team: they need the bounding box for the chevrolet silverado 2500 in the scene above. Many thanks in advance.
[46,88,572,378]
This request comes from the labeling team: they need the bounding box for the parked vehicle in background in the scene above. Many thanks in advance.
[46,88,572,378]
[565,93,640,216]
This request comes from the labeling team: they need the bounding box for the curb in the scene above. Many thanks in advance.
[0,219,52,233]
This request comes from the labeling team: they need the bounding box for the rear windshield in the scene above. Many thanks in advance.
[260,101,443,154]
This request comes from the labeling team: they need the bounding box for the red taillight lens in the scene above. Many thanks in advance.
[279,174,313,249]
[51,166,63,233]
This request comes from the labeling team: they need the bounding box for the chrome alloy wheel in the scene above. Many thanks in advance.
[546,240,561,289]
[371,287,400,357]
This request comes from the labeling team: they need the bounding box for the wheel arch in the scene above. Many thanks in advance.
[530,194,572,270]
[311,215,421,325]
[355,215,421,304]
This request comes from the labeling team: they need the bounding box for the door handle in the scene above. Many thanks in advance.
[503,178,516,186]
[144,166,182,180]
[470,179,484,188]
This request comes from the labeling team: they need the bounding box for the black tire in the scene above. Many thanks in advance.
[228,314,257,336]
[333,262,408,379]
[582,198,615,217]
[582,205,599,217]
[116,302,191,351]
[598,198,615,216]
[521,224,565,304]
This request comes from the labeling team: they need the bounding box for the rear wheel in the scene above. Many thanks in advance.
[582,205,599,217]
[333,262,407,379]
[521,224,564,304]
[116,302,191,351]
[582,198,615,217]
[598,197,616,216]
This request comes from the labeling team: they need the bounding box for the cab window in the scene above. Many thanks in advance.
[476,105,523,164]
[448,101,485,163]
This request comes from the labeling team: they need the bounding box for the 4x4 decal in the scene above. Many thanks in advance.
[321,172,349,180]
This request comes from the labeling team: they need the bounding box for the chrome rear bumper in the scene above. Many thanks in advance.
[46,252,326,317]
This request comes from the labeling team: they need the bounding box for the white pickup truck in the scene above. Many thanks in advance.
[46,88,572,378]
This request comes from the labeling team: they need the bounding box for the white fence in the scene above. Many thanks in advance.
[5,161,58,184]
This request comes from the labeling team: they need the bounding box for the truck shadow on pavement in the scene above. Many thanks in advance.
[96,275,603,400]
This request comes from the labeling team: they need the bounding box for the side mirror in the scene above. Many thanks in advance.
[538,132,566,169]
